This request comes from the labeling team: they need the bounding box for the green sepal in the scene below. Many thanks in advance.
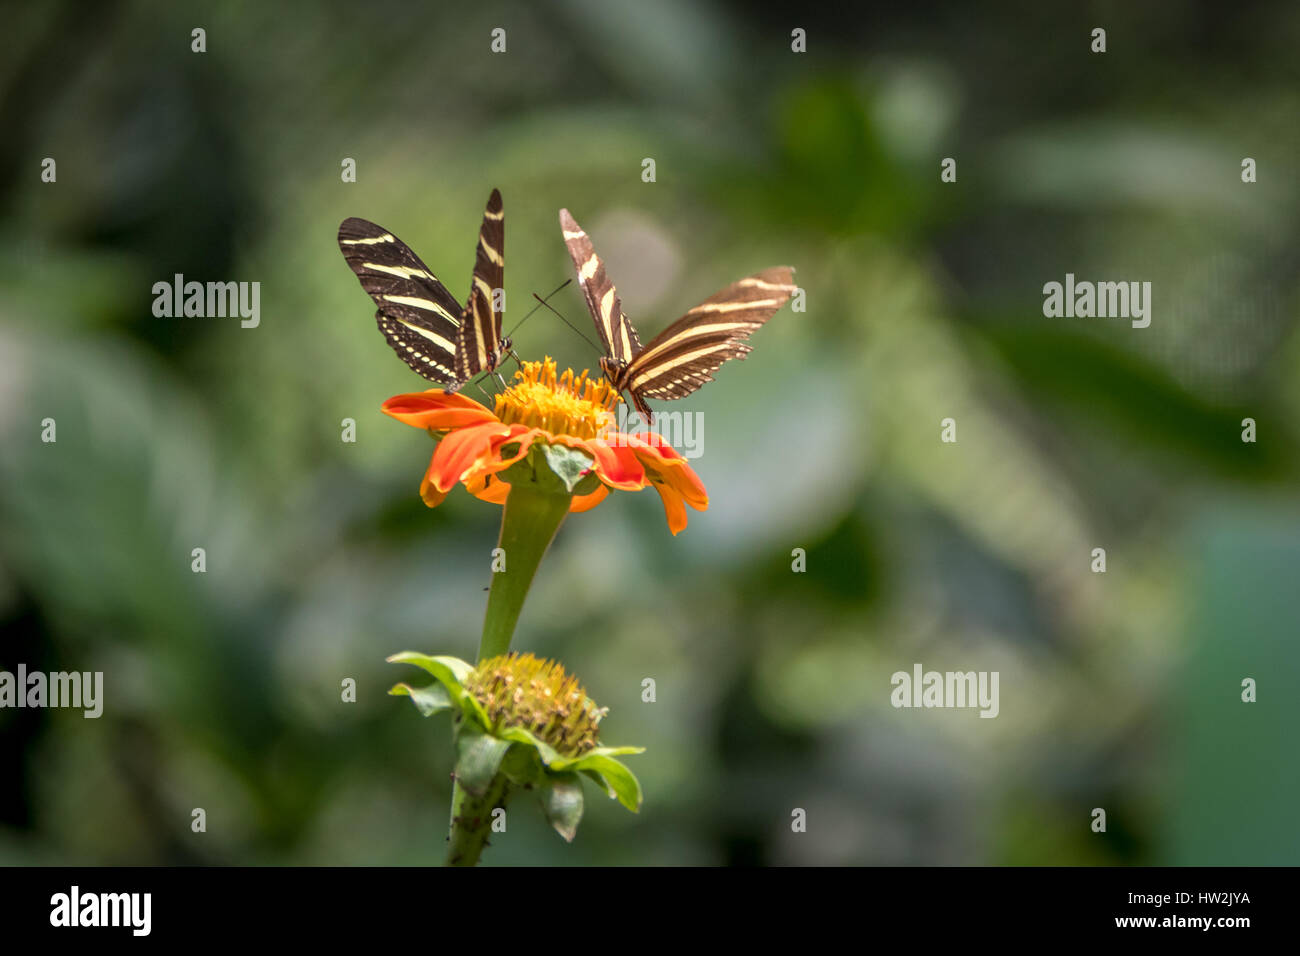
[454,721,513,797]
[498,725,562,765]
[539,443,597,494]
[386,652,474,689]
[571,472,602,496]
[570,753,643,812]
[456,686,492,730]
[498,443,596,497]
[500,742,545,789]
[387,681,452,716]
[580,768,614,799]
[539,772,586,842]
[387,652,491,726]
[575,745,646,760]
[495,725,644,813]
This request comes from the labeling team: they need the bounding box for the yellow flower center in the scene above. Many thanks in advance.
[495,357,620,441]
[465,652,608,758]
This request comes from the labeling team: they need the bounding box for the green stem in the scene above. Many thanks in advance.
[477,482,571,662]
[446,774,511,867]
[448,451,577,864]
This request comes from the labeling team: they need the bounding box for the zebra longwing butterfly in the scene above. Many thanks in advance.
[559,208,795,421]
[338,189,509,390]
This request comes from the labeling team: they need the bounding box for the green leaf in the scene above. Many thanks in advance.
[454,723,513,796]
[487,725,644,811]
[579,768,614,799]
[386,652,474,686]
[583,745,646,759]
[539,443,596,493]
[500,743,545,789]
[388,681,452,716]
[455,686,492,731]
[570,754,643,812]
[571,470,602,496]
[539,773,585,842]
[497,725,562,766]
[388,653,491,728]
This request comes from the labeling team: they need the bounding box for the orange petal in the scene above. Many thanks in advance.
[569,484,610,513]
[427,421,512,492]
[462,425,538,487]
[653,483,690,535]
[418,465,450,508]
[556,435,645,490]
[464,470,512,505]
[618,434,707,534]
[628,433,709,510]
[383,390,498,431]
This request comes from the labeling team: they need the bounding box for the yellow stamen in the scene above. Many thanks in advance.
[465,652,608,758]
[495,357,621,441]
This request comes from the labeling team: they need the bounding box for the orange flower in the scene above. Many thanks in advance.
[382,359,708,534]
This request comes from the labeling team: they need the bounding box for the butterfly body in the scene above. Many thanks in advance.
[339,189,508,389]
[559,208,795,422]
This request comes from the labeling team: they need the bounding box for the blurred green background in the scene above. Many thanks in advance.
[2,0,1298,866]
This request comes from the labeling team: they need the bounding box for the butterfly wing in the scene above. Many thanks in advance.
[455,189,506,383]
[338,217,465,384]
[559,208,642,364]
[617,267,797,418]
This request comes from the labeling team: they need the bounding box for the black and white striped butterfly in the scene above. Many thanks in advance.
[559,208,796,421]
[338,189,508,390]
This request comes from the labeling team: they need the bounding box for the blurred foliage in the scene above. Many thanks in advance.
[1,0,1298,865]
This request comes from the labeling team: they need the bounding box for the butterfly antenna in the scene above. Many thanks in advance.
[531,293,603,356]
[505,279,572,339]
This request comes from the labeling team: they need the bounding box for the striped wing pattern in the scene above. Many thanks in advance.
[559,209,641,363]
[559,207,794,420]
[337,216,464,384]
[613,267,797,418]
[455,188,507,382]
